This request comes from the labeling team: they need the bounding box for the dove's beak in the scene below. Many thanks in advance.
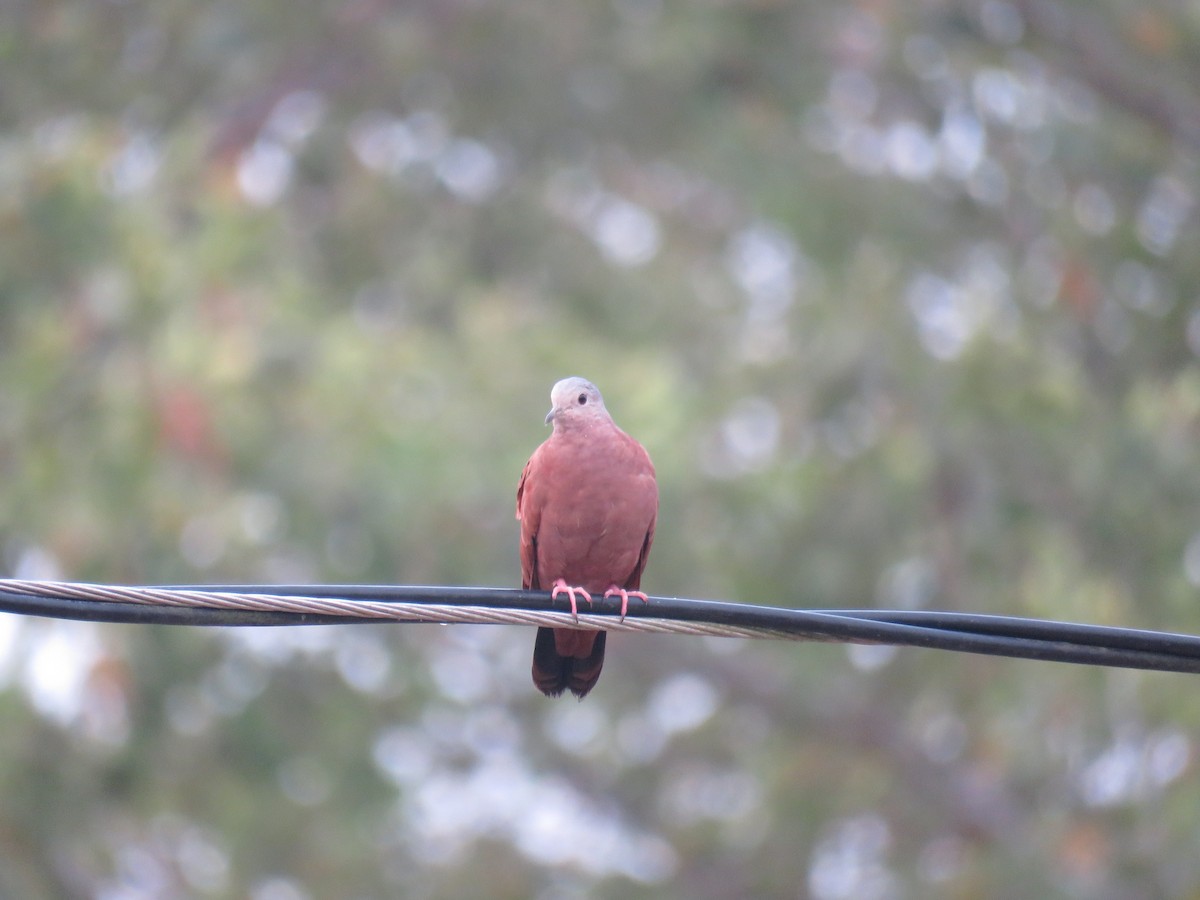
[545,406,557,425]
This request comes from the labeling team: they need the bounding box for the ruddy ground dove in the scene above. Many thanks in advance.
[517,377,658,698]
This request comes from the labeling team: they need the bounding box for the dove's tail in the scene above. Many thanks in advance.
[532,627,606,698]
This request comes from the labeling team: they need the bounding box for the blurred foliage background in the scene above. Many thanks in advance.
[2,0,1200,896]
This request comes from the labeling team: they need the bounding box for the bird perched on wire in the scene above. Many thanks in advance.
[517,376,658,698]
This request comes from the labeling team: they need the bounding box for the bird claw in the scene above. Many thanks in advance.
[551,579,592,623]
[603,586,650,622]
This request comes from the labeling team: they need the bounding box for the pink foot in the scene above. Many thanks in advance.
[551,579,593,623]
[603,586,650,622]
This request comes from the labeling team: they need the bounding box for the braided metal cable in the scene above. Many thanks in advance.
[0,579,1198,673]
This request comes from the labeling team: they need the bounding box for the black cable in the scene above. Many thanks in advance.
[0,584,1197,674]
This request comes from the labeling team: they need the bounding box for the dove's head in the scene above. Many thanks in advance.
[545,376,610,430]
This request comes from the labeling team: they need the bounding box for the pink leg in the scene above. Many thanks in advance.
[603,586,650,622]
[551,579,593,623]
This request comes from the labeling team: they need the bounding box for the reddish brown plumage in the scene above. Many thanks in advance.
[517,377,657,698]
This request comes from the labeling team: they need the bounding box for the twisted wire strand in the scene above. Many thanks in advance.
[0,579,797,640]
[1,579,1199,673]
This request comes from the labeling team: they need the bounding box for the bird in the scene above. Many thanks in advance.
[517,376,658,698]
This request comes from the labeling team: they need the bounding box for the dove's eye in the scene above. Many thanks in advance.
[578,393,588,405]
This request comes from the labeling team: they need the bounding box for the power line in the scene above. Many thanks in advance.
[0,579,1197,674]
